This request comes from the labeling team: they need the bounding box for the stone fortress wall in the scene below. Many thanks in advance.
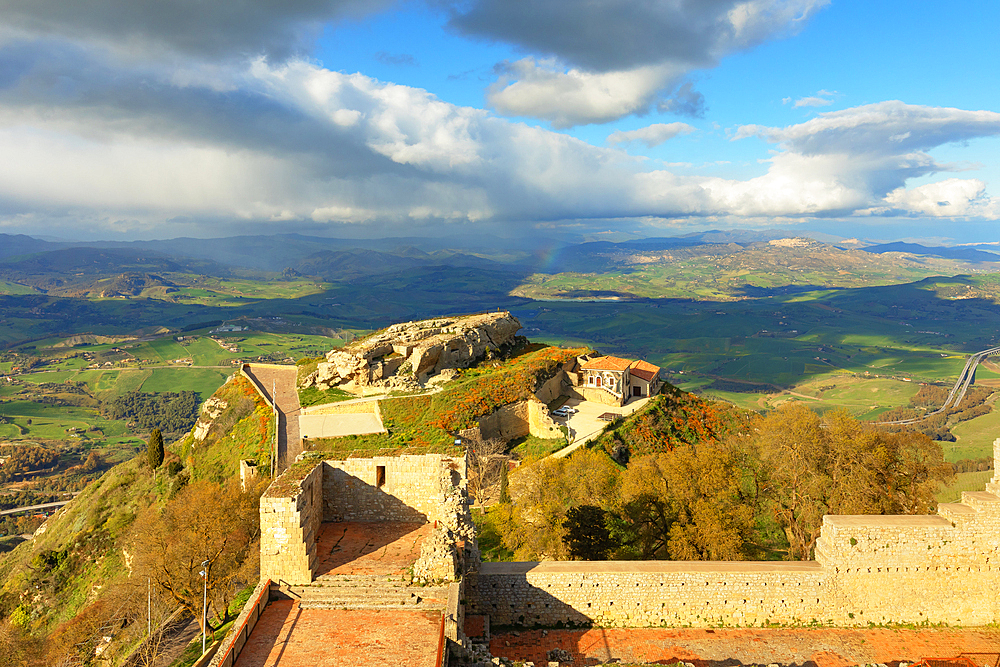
[466,438,1000,628]
[322,454,464,523]
[259,453,466,586]
[259,436,1000,628]
[259,463,324,586]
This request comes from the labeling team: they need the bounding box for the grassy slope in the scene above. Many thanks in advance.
[588,384,744,459]
[945,404,1000,462]
[936,469,995,503]
[0,455,163,628]
[307,344,581,458]
[0,374,274,632]
[513,243,996,300]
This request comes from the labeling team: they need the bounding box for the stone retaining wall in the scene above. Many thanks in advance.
[469,483,1000,628]
[470,400,562,443]
[323,454,463,523]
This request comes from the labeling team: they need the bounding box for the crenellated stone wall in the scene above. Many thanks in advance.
[815,489,1000,626]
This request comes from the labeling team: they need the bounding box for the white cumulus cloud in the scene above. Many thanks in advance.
[0,39,996,237]
[879,179,999,218]
[457,0,829,126]
[486,59,680,129]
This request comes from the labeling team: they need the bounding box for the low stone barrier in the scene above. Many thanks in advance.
[468,485,1000,628]
[208,579,272,667]
[467,560,828,628]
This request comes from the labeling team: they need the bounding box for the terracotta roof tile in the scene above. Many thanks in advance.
[628,359,661,382]
[580,356,634,371]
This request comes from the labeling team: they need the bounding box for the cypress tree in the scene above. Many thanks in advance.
[498,463,510,505]
[147,428,164,471]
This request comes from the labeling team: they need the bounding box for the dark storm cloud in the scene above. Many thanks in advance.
[0,40,401,179]
[441,0,827,125]
[0,0,392,60]
[443,0,826,72]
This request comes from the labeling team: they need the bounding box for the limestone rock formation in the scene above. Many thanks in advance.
[301,311,522,393]
[193,396,228,442]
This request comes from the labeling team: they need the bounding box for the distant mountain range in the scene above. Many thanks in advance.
[2,233,998,289]
[862,242,1000,262]
[0,232,547,272]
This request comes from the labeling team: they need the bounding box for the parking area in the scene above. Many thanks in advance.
[551,395,650,458]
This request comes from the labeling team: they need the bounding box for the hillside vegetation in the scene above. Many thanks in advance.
[308,343,582,457]
[0,374,274,664]
[482,395,951,563]
[513,239,1000,301]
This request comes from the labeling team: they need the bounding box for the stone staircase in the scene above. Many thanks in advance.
[938,490,1000,527]
[272,574,449,611]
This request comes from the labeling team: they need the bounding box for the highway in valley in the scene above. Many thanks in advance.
[876,345,1000,425]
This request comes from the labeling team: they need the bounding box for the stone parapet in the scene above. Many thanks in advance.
[468,561,829,628]
[471,488,1000,628]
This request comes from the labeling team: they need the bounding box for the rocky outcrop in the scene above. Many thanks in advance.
[301,311,522,393]
[193,396,228,441]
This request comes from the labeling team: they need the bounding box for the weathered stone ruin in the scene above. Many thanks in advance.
[300,311,522,394]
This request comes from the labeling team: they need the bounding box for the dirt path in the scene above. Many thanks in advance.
[243,365,301,471]
[153,614,201,667]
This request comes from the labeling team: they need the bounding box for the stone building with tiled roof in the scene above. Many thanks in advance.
[578,355,662,406]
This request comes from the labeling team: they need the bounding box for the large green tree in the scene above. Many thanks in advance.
[498,449,619,560]
[562,505,614,560]
[610,444,757,561]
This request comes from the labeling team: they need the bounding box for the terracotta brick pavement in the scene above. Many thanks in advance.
[490,627,1000,666]
[315,521,430,577]
[234,600,442,667]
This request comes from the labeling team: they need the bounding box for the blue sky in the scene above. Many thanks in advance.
[0,0,998,243]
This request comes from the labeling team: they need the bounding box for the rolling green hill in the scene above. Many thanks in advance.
[514,238,1000,301]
